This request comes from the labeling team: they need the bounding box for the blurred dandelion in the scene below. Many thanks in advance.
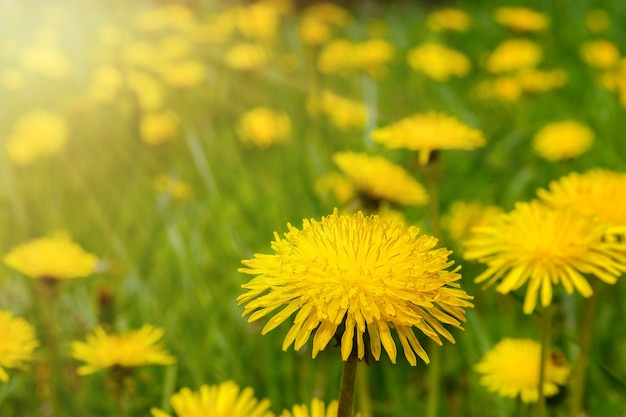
[280,398,358,417]
[493,7,550,32]
[442,201,503,253]
[140,110,179,145]
[475,338,569,403]
[464,200,626,314]
[426,8,471,32]
[0,310,39,382]
[150,380,273,417]
[485,39,543,74]
[236,107,291,149]
[580,39,620,69]
[3,234,98,281]
[371,111,485,166]
[332,151,428,208]
[5,110,69,166]
[71,325,175,375]
[407,42,472,81]
[532,120,594,162]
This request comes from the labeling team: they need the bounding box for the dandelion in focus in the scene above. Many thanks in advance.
[537,169,626,229]
[5,110,68,166]
[71,325,175,375]
[476,338,570,403]
[493,7,550,32]
[238,209,473,366]
[426,8,471,32]
[464,201,626,314]
[407,42,472,81]
[532,120,594,162]
[0,310,39,382]
[333,151,428,207]
[3,234,98,281]
[371,112,485,165]
[150,380,273,417]
[236,107,291,149]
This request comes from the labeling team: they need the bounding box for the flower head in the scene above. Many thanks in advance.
[0,310,39,382]
[71,325,175,375]
[532,120,594,161]
[537,169,626,229]
[426,8,471,32]
[485,39,543,74]
[140,111,179,145]
[464,201,626,314]
[371,112,485,165]
[150,380,273,417]
[332,151,428,207]
[407,42,472,81]
[493,7,550,32]
[236,107,292,149]
[238,209,474,366]
[475,338,570,403]
[4,234,98,280]
[580,39,620,69]
[6,110,68,166]
[442,201,503,252]
[280,399,349,417]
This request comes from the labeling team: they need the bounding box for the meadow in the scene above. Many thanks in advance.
[1,0,626,416]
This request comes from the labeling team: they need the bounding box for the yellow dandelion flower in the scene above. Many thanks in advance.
[140,111,179,145]
[472,76,523,103]
[464,201,626,314]
[580,39,620,69]
[303,2,351,27]
[127,71,165,111]
[299,16,332,46]
[442,201,503,251]
[0,310,39,382]
[493,7,550,32]
[476,338,570,403]
[236,107,291,149]
[150,380,273,417]
[516,68,568,93]
[3,234,98,281]
[306,90,367,131]
[585,9,610,34]
[238,209,473,366]
[313,173,356,206]
[407,42,472,81]
[532,120,594,162]
[71,325,175,375]
[333,151,428,207]
[371,112,485,165]
[5,110,68,166]
[281,399,355,417]
[485,39,543,74]
[426,8,471,32]
[19,41,70,79]
[154,174,192,201]
[537,169,626,229]
[225,43,269,71]
[234,3,281,41]
[159,59,205,89]
[318,39,394,77]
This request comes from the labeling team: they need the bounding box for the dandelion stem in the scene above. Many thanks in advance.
[337,353,359,417]
[569,280,602,417]
[536,304,553,417]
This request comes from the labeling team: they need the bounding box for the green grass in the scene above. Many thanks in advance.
[1,0,626,416]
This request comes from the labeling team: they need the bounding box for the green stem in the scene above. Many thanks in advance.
[569,281,602,417]
[337,354,359,417]
[536,304,553,417]
[426,343,442,417]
